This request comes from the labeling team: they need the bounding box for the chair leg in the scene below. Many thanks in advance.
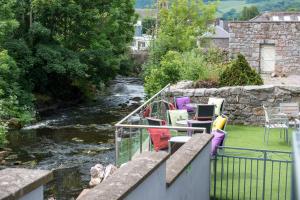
[264,126,267,143]
[280,128,282,138]
[286,128,288,144]
[267,128,270,145]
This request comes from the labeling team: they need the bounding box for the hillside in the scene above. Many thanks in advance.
[135,0,300,18]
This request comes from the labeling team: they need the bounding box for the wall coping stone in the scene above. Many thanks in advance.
[77,151,169,200]
[230,21,300,23]
[0,168,53,200]
[166,134,213,187]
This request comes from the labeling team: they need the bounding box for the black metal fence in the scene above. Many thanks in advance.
[211,147,293,200]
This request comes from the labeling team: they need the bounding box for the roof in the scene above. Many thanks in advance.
[202,25,229,39]
[250,12,300,22]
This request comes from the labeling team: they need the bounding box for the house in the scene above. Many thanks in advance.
[130,20,152,51]
[199,19,230,50]
[229,12,300,75]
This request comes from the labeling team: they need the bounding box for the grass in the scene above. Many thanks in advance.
[212,125,293,200]
[225,125,292,151]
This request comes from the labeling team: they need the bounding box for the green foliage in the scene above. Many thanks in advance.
[0,122,8,146]
[145,49,228,95]
[151,0,217,62]
[222,8,239,20]
[239,6,260,20]
[142,18,156,35]
[0,0,137,127]
[0,50,34,124]
[145,51,181,95]
[219,54,263,87]
[144,0,217,95]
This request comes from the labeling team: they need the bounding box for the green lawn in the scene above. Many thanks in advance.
[212,125,293,200]
[225,125,292,151]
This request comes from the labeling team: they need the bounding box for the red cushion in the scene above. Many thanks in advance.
[147,128,171,151]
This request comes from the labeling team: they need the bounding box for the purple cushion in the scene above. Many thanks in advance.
[176,97,193,112]
[211,129,225,156]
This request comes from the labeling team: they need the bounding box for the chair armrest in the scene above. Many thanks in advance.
[268,118,289,124]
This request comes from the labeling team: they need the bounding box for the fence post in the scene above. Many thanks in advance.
[262,151,267,200]
[213,155,218,200]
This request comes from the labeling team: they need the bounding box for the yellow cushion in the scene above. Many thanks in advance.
[213,116,227,130]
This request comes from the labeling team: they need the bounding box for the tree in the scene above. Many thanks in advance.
[239,6,260,21]
[219,54,263,86]
[144,0,217,95]
[151,0,217,63]
[142,18,156,35]
[222,9,238,20]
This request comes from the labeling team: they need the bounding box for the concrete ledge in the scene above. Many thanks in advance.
[0,168,53,200]
[166,134,213,186]
[77,152,169,200]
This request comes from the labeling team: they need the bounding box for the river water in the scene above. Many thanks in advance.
[1,76,145,200]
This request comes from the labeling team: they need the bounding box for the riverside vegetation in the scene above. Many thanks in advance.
[0,0,137,139]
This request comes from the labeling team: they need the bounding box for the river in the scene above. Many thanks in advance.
[0,76,145,200]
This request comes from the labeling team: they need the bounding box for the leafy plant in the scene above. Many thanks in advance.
[219,54,263,86]
[144,51,181,95]
[0,122,8,146]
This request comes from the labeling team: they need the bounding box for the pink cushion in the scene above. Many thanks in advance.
[211,130,225,156]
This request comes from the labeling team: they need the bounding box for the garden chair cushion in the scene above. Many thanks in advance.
[211,129,225,156]
[175,97,194,112]
[147,128,171,151]
[208,98,224,116]
[212,115,227,130]
[168,110,189,126]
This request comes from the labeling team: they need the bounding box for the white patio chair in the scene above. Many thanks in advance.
[263,105,289,144]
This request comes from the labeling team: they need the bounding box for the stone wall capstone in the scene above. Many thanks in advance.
[168,82,300,125]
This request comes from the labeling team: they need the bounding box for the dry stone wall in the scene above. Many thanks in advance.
[229,22,300,75]
[168,81,300,125]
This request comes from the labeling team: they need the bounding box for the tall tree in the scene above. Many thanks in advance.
[239,6,260,21]
[151,0,217,63]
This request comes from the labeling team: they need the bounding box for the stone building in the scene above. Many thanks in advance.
[199,19,229,50]
[229,12,300,75]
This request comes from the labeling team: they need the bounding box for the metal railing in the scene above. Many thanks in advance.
[292,130,300,200]
[211,146,293,200]
[114,84,206,166]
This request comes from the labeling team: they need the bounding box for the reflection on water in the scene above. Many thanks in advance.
[1,76,144,200]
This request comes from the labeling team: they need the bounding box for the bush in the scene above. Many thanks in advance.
[219,54,263,86]
[144,51,181,95]
[144,48,229,95]
[0,122,7,146]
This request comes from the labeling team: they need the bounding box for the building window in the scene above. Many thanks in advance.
[284,16,291,21]
[272,16,279,21]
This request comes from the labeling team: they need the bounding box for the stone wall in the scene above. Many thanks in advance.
[229,21,300,75]
[168,82,300,125]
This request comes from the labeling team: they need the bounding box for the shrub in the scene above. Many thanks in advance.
[0,122,7,146]
[219,54,263,86]
[144,51,181,95]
